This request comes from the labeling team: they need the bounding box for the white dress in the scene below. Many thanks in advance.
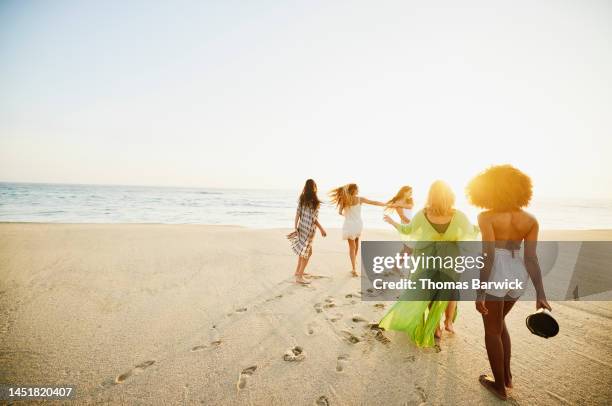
[486,248,529,298]
[342,204,363,240]
[401,208,412,224]
[399,208,412,244]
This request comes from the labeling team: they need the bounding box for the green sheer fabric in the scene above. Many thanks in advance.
[378,209,479,348]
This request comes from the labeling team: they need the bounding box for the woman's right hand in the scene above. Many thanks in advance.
[475,300,488,315]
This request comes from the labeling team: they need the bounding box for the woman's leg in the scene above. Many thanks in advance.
[353,237,360,276]
[295,257,311,284]
[348,239,357,274]
[294,256,302,276]
[480,298,507,399]
[301,255,311,274]
[444,301,457,333]
[502,297,517,388]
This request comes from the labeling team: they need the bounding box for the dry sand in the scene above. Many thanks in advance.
[0,224,611,405]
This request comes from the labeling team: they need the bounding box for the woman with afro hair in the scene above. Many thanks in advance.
[466,165,551,401]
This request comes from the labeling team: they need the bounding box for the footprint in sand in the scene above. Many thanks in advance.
[192,339,222,352]
[328,313,342,322]
[340,330,361,344]
[415,384,427,402]
[237,366,257,390]
[115,360,155,384]
[336,355,349,372]
[367,323,391,345]
[374,330,391,345]
[364,288,383,298]
[283,346,305,362]
[373,303,386,310]
[351,315,368,323]
[236,307,247,313]
[265,294,284,303]
[315,395,330,406]
[306,322,316,335]
[323,297,336,309]
[313,303,323,313]
[323,303,336,309]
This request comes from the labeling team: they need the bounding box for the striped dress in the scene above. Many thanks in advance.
[288,202,319,258]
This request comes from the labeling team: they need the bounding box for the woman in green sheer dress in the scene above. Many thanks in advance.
[379,181,479,348]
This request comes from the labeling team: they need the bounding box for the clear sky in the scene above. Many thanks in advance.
[1,0,611,199]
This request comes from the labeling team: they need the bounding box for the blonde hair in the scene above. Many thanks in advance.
[466,165,532,211]
[329,183,359,213]
[425,180,455,216]
[386,185,413,212]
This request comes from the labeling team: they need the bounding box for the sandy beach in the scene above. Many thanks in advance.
[1,223,611,405]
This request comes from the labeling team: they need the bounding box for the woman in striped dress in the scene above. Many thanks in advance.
[288,179,327,284]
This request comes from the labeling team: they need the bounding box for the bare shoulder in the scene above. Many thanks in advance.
[477,210,495,223]
[517,210,538,227]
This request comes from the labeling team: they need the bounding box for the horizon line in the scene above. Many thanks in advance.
[1,180,611,201]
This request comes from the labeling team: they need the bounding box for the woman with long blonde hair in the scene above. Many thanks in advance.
[329,183,387,277]
[380,180,479,347]
[386,185,414,224]
[386,186,415,269]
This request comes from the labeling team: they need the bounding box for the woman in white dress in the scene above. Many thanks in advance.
[329,183,387,277]
[386,185,414,225]
[385,185,415,275]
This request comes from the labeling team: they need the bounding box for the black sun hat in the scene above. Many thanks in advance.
[526,309,559,338]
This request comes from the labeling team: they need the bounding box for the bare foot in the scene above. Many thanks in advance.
[479,375,507,400]
[351,270,358,277]
[444,321,455,334]
[295,277,311,285]
[434,326,442,339]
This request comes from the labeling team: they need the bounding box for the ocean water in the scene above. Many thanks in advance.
[1,182,612,230]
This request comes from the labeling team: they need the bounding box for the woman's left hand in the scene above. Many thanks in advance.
[536,296,552,311]
[320,229,327,237]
